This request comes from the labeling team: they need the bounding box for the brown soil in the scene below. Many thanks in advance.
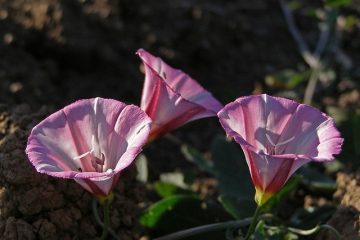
[318,171,360,240]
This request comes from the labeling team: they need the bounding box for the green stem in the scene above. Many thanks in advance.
[320,225,341,240]
[92,199,120,240]
[100,200,110,240]
[288,224,341,240]
[244,206,262,240]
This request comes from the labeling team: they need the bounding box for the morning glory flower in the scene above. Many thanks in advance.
[218,94,343,205]
[26,97,151,197]
[137,49,223,141]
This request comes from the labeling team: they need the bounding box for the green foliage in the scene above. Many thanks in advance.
[154,181,195,198]
[183,136,256,219]
[254,220,299,240]
[343,15,358,30]
[325,0,352,8]
[139,147,233,236]
[139,195,199,228]
[142,136,337,239]
[181,144,215,175]
[298,166,336,193]
[139,194,231,236]
[328,109,360,168]
[288,0,302,11]
[218,194,256,220]
[211,136,254,200]
[289,205,337,229]
[265,69,310,90]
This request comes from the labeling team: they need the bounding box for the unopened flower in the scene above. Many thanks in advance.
[137,49,223,141]
[218,94,343,205]
[26,97,151,197]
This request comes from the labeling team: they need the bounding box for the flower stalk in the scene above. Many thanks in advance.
[96,192,114,240]
[100,198,111,240]
[92,198,120,240]
[244,206,262,240]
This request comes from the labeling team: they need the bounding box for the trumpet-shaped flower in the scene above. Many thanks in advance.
[137,49,223,141]
[218,94,343,205]
[26,97,151,197]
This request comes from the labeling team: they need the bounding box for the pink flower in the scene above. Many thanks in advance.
[137,49,223,141]
[26,98,151,197]
[218,94,343,205]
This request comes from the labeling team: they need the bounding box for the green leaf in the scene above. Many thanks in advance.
[325,0,352,8]
[254,220,284,240]
[139,195,197,228]
[298,166,336,193]
[265,69,309,90]
[181,137,256,220]
[218,194,256,219]
[154,181,195,198]
[288,0,302,10]
[182,136,254,199]
[139,195,231,235]
[344,15,357,30]
[284,232,299,240]
[181,144,215,175]
[289,205,336,228]
[211,136,254,199]
[254,220,267,239]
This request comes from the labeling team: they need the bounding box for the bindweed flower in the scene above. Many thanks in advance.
[137,49,223,141]
[218,94,343,206]
[26,97,151,198]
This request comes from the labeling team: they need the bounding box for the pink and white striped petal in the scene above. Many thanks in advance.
[26,98,151,196]
[218,94,343,203]
[137,49,223,140]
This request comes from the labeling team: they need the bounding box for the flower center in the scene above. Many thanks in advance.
[73,134,106,173]
[265,133,295,155]
[73,147,105,173]
[72,98,107,173]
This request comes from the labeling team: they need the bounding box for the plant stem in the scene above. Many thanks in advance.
[153,218,252,240]
[303,67,321,105]
[288,224,342,240]
[244,206,262,240]
[100,200,110,240]
[92,199,120,240]
[320,224,342,240]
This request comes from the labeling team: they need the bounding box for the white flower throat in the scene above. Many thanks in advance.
[73,98,106,173]
[73,135,106,173]
[265,133,295,155]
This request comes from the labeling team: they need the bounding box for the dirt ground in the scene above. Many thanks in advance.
[0,0,359,239]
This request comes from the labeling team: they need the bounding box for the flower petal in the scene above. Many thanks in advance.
[26,98,151,196]
[219,94,343,160]
[242,148,299,192]
[137,49,223,139]
[218,94,343,195]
